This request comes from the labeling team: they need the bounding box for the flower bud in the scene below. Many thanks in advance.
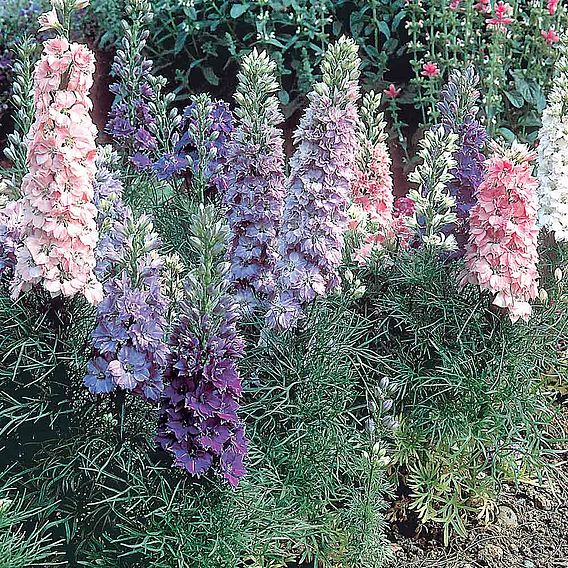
[382,399,394,412]
[538,288,549,303]
[555,268,563,282]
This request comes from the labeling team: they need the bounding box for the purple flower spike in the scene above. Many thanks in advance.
[267,38,361,329]
[157,205,248,486]
[84,150,169,401]
[224,50,286,307]
[438,66,487,256]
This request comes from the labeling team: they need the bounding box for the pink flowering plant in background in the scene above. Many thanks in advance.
[461,142,540,322]
[349,91,396,265]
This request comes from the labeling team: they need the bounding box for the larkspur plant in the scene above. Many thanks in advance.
[461,142,540,322]
[156,204,248,486]
[224,49,286,307]
[537,38,568,242]
[11,26,102,304]
[85,209,169,400]
[106,0,179,170]
[407,126,459,254]
[349,90,395,264]
[153,96,234,196]
[2,37,37,190]
[438,66,487,254]
[267,37,361,330]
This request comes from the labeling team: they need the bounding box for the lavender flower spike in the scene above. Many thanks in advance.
[438,66,487,254]
[224,49,286,308]
[267,37,361,330]
[85,161,169,403]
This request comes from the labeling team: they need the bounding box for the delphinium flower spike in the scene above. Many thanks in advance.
[437,66,487,254]
[350,90,395,264]
[106,0,180,170]
[11,3,102,304]
[537,38,568,242]
[3,37,37,190]
[407,127,459,254]
[84,208,169,401]
[157,204,248,487]
[267,37,361,330]
[461,142,540,322]
[224,49,286,308]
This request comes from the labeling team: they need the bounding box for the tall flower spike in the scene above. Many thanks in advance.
[224,49,286,308]
[84,211,169,401]
[157,204,248,487]
[407,127,459,254]
[153,98,233,196]
[11,38,102,304]
[106,0,179,170]
[438,66,487,254]
[350,91,395,264]
[267,37,361,330]
[461,142,540,322]
[537,38,568,242]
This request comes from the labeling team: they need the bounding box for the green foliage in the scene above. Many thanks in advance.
[360,247,567,541]
[0,476,62,567]
[121,0,406,110]
[241,298,392,566]
[407,0,566,141]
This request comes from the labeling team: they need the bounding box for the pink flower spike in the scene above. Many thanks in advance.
[384,84,401,98]
[461,143,539,322]
[541,28,560,45]
[11,39,101,305]
[421,62,440,78]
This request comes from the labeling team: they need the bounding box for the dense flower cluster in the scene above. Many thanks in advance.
[267,37,361,329]
[438,66,487,254]
[157,205,247,486]
[350,91,395,264]
[461,143,539,322]
[537,44,568,242]
[11,37,102,304]
[84,213,169,401]
[224,50,285,306]
[153,99,233,194]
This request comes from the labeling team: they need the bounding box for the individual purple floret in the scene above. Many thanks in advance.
[266,38,361,330]
[224,49,286,308]
[437,66,486,255]
[156,205,247,487]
